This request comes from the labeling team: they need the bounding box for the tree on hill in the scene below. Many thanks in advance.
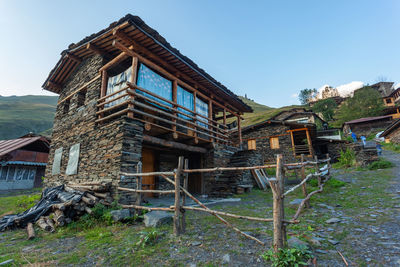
[298,88,317,105]
[334,87,385,127]
[312,98,337,121]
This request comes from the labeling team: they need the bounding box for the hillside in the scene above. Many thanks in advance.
[0,95,58,140]
[238,96,305,127]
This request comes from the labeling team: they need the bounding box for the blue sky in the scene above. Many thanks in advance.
[0,0,399,107]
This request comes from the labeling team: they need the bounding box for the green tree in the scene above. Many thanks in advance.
[334,87,385,127]
[298,88,317,105]
[312,98,338,121]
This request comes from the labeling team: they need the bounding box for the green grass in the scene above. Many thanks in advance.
[383,142,400,153]
[367,159,394,170]
[0,190,41,216]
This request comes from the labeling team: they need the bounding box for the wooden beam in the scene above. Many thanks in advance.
[66,52,82,63]
[58,74,100,104]
[172,80,178,139]
[209,100,214,142]
[86,42,112,59]
[237,115,242,145]
[306,129,313,156]
[47,81,62,92]
[99,52,129,73]
[142,134,207,153]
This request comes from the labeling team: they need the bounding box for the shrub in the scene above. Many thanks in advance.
[136,229,160,248]
[335,148,356,168]
[368,159,394,170]
[383,142,400,153]
[326,178,346,188]
[261,247,312,267]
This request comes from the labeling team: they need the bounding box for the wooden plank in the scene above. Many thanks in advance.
[86,42,112,59]
[142,134,207,154]
[99,52,129,73]
[58,74,101,104]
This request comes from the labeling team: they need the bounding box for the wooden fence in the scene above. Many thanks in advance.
[118,153,331,252]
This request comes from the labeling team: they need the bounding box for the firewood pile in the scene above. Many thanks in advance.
[33,182,113,234]
[0,183,114,239]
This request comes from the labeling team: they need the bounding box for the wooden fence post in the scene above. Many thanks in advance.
[180,158,189,233]
[300,154,310,208]
[314,155,321,187]
[271,154,286,252]
[174,156,184,235]
[135,161,142,206]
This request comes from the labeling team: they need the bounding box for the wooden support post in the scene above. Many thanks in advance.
[270,154,286,252]
[174,156,184,235]
[172,80,178,139]
[193,91,198,143]
[127,57,138,119]
[306,129,313,156]
[208,100,214,142]
[237,115,242,147]
[300,154,310,208]
[180,158,189,233]
[27,222,35,240]
[98,70,108,120]
[135,161,143,206]
[223,109,227,126]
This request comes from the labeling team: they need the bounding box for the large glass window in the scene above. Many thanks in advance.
[0,166,7,180]
[6,166,15,181]
[106,66,132,107]
[196,98,209,128]
[137,64,172,107]
[177,85,194,119]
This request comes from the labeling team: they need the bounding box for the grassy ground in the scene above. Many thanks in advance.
[0,160,397,266]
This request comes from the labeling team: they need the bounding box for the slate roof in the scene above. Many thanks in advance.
[344,115,392,125]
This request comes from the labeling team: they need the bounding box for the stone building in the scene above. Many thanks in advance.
[42,14,253,201]
[342,115,393,137]
[381,119,400,144]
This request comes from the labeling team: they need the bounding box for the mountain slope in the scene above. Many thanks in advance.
[238,96,305,127]
[0,95,58,140]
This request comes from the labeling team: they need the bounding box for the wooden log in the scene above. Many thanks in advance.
[45,217,55,232]
[52,203,66,211]
[26,223,35,240]
[271,154,285,252]
[314,156,321,187]
[174,157,184,235]
[181,159,189,233]
[93,192,110,198]
[81,196,95,205]
[300,154,310,208]
[121,204,174,212]
[293,184,325,220]
[54,209,65,222]
[183,164,277,173]
[118,187,175,194]
[68,184,106,191]
[160,174,265,245]
[120,171,175,177]
[36,217,51,231]
[85,193,98,202]
[84,206,93,214]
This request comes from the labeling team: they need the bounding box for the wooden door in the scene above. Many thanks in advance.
[142,148,155,197]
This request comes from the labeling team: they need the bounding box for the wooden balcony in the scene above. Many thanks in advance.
[96,82,233,146]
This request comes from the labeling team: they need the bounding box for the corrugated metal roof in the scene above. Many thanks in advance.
[344,115,392,125]
[0,137,45,157]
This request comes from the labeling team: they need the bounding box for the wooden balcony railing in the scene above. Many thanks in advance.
[95,82,232,145]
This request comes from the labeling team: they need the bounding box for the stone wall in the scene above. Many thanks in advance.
[326,141,349,162]
[241,123,296,163]
[387,128,400,144]
[344,120,392,137]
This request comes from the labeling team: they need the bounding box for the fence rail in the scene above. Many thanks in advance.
[118,153,331,252]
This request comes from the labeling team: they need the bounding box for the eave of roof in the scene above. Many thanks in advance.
[344,115,392,125]
[0,136,49,157]
[240,119,316,134]
[42,14,252,113]
[380,119,400,137]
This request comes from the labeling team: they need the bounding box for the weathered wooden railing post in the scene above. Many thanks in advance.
[314,155,321,187]
[174,156,184,235]
[135,161,142,206]
[270,154,286,252]
[300,154,309,208]
[180,158,189,233]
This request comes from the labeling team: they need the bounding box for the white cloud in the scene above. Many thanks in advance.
[336,81,364,97]
[394,83,400,89]
[291,93,298,98]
